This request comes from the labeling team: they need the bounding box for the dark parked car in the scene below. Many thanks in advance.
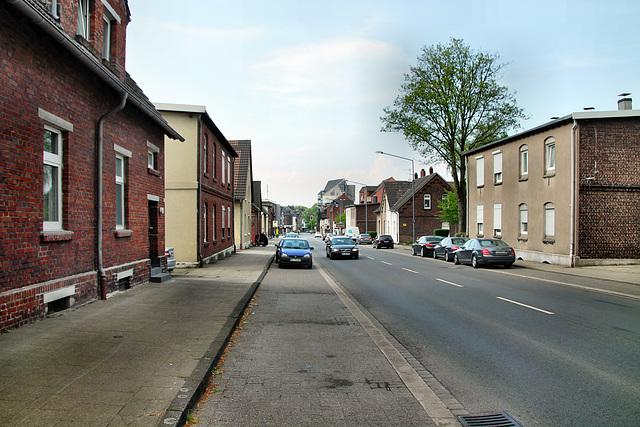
[411,235,443,257]
[433,237,469,261]
[373,234,394,249]
[453,238,515,268]
[358,233,373,244]
[275,238,314,268]
[326,236,359,259]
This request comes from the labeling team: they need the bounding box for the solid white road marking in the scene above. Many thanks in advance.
[381,261,392,265]
[403,268,419,274]
[496,297,555,315]
[435,278,464,288]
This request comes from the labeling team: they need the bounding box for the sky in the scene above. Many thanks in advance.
[125,0,639,208]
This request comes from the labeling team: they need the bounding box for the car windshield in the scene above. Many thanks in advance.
[479,239,508,247]
[427,237,442,242]
[451,238,467,244]
[332,238,352,245]
[283,239,309,249]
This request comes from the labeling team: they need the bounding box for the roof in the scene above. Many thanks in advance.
[391,173,451,211]
[252,181,262,206]
[154,103,237,157]
[230,140,252,200]
[463,108,640,157]
[384,181,412,208]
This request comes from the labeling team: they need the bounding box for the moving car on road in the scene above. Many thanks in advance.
[275,238,314,269]
[433,236,469,261]
[357,234,373,244]
[453,238,515,268]
[373,234,394,249]
[411,235,443,257]
[326,236,359,259]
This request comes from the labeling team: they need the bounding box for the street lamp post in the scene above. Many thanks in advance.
[375,150,415,244]
[345,179,369,235]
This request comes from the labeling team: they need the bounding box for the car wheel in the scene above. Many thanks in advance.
[390,244,394,249]
[445,251,451,262]
[278,262,283,268]
[353,254,359,259]
[454,254,460,265]
[421,247,426,257]
[504,263,512,269]
[308,262,313,269]
[472,254,479,268]
[433,249,438,259]
[412,247,416,256]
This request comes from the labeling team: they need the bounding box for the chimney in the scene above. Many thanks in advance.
[420,169,426,177]
[618,97,632,110]
[429,166,434,175]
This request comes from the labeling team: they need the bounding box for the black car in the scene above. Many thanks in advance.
[433,236,469,261]
[411,235,443,257]
[326,236,359,259]
[373,235,394,249]
[453,238,516,268]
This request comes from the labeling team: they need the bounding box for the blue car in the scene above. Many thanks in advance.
[275,238,314,269]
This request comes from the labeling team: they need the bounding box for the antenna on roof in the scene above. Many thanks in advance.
[618,92,631,97]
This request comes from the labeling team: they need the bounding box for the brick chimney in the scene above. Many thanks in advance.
[429,166,434,174]
[420,169,426,177]
[618,97,632,110]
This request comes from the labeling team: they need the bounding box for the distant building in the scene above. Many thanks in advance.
[318,178,355,206]
[464,98,640,266]
[230,140,254,249]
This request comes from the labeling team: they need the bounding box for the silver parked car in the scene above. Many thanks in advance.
[165,247,176,271]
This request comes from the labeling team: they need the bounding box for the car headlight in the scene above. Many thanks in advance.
[353,247,358,252]
[331,248,340,252]
[303,254,311,259]
[281,253,289,259]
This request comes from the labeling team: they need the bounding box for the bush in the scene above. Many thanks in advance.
[433,229,450,237]
[368,231,377,239]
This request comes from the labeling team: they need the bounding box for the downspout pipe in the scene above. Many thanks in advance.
[97,93,128,299]
[570,119,578,267]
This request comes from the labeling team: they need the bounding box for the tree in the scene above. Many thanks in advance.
[381,38,527,232]
[436,190,459,235]
[302,204,318,229]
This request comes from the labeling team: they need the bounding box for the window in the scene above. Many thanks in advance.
[102,18,112,60]
[212,143,216,178]
[77,0,90,39]
[115,154,125,229]
[476,156,484,187]
[493,151,502,184]
[227,154,231,185]
[519,145,528,178]
[221,206,225,238]
[222,152,226,185]
[212,205,216,240]
[519,204,528,235]
[227,205,231,237]
[43,126,63,230]
[423,194,431,209]
[203,134,208,174]
[545,138,556,175]
[203,203,208,242]
[493,204,502,236]
[477,205,484,236]
[147,142,159,170]
[544,202,555,239]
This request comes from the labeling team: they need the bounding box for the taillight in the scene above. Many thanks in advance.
[482,248,491,256]
[510,249,515,255]
[451,246,459,251]
[426,243,434,247]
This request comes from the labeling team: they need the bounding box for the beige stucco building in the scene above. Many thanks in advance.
[464,101,640,266]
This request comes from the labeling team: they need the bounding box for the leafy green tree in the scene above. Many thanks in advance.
[302,204,318,229]
[436,190,459,234]
[381,38,527,232]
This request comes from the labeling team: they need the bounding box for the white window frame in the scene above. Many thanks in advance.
[423,194,431,210]
[227,154,231,185]
[493,151,502,184]
[77,0,90,39]
[544,202,555,238]
[493,204,502,236]
[212,142,216,178]
[203,134,208,173]
[520,145,529,178]
[221,151,226,185]
[545,137,556,175]
[115,154,125,229]
[227,204,231,236]
[147,141,159,170]
[476,156,485,187]
[203,202,208,242]
[519,204,528,235]
[477,205,484,236]
[212,205,216,240]
[43,125,63,231]
[102,17,111,60]
[221,206,225,238]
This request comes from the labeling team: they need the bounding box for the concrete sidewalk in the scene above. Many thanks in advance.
[0,244,274,427]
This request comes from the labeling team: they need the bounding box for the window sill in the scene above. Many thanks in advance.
[41,230,74,242]
[519,176,528,182]
[544,172,556,178]
[494,181,502,186]
[148,168,160,177]
[543,238,555,245]
[115,229,133,238]
[517,237,528,243]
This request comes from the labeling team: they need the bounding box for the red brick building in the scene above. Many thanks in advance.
[0,0,183,330]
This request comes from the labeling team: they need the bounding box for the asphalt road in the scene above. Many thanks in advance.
[314,238,640,426]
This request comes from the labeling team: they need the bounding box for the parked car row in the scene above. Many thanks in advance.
[411,235,515,268]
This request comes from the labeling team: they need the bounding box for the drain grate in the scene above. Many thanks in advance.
[458,412,524,427]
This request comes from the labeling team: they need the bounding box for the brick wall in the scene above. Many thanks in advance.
[397,175,451,244]
[578,117,640,259]
[0,4,168,330]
